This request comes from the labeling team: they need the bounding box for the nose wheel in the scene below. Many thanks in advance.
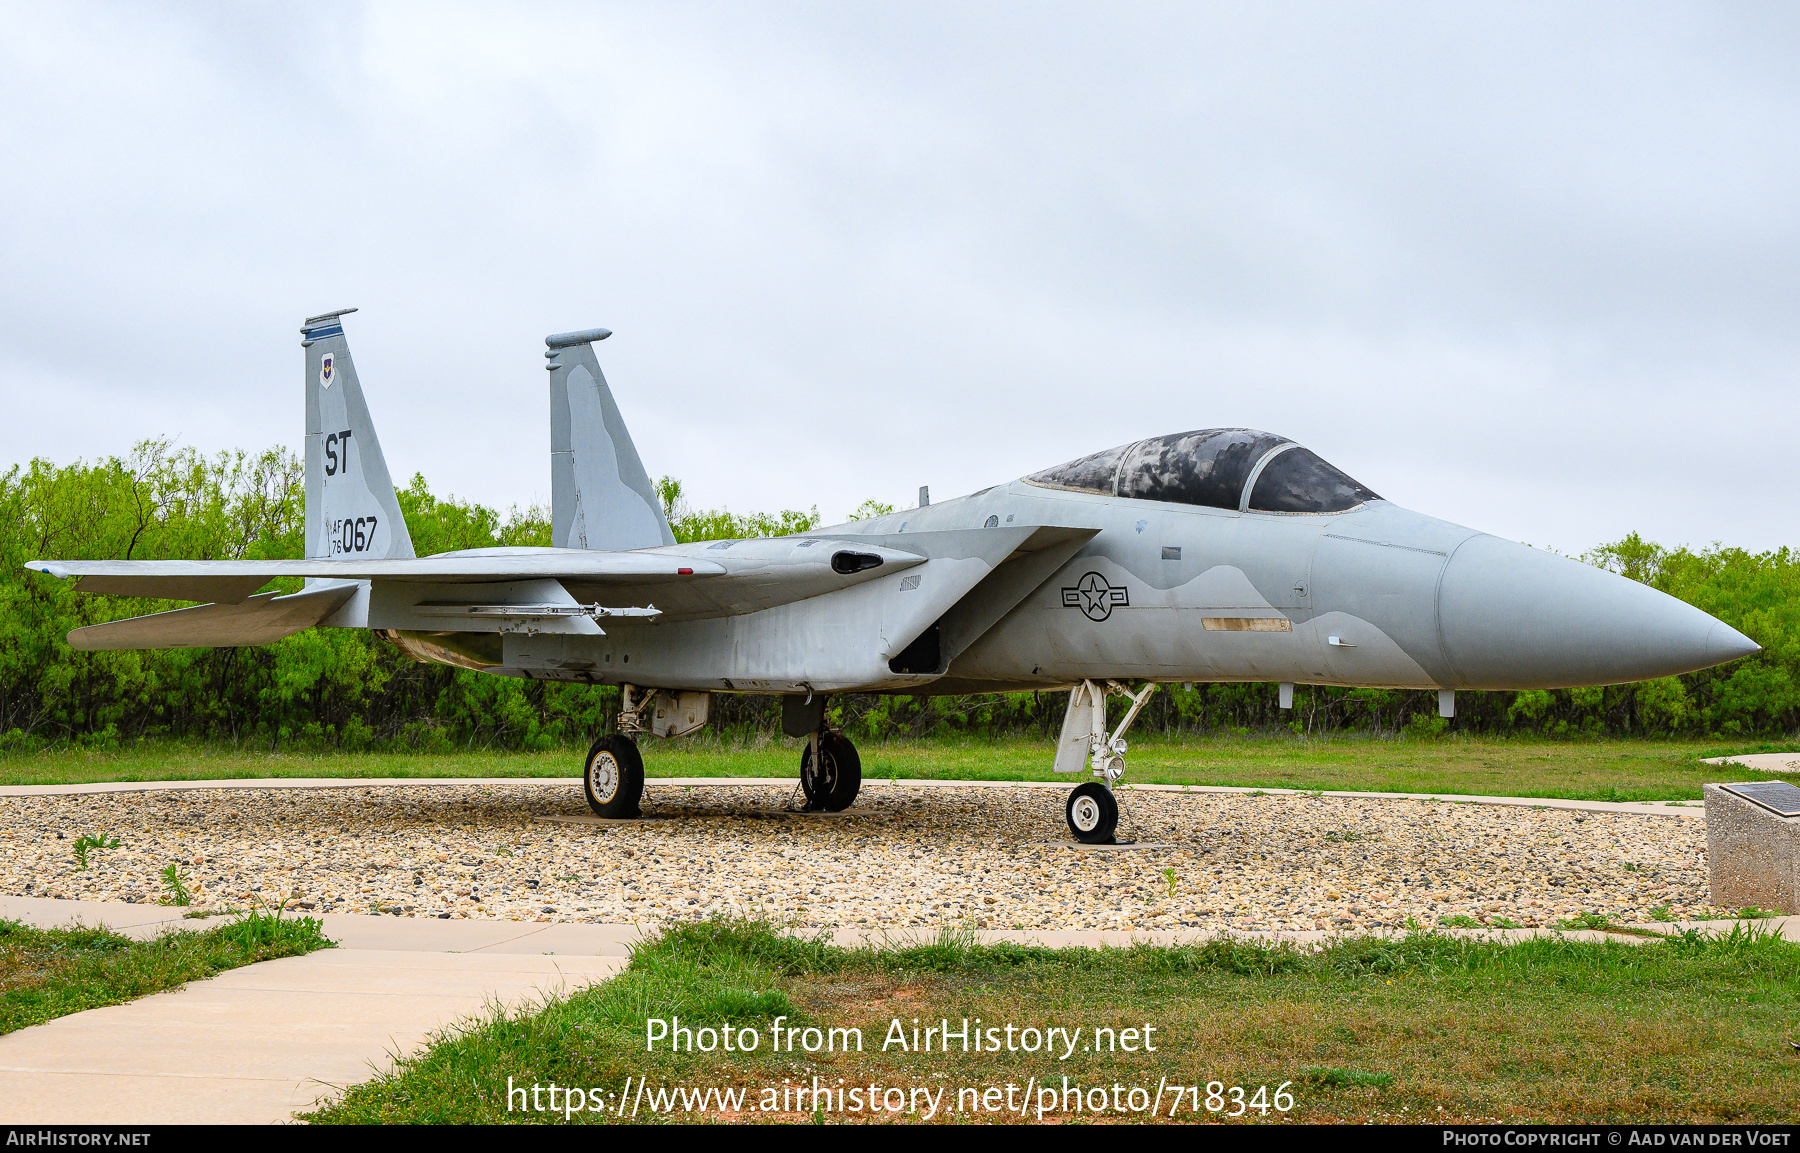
[1066,782,1118,844]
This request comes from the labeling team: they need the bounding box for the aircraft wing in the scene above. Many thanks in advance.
[28,541,932,645]
[30,526,1096,655]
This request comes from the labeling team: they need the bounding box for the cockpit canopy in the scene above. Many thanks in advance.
[1023,429,1379,514]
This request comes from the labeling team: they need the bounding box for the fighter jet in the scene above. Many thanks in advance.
[27,310,1760,843]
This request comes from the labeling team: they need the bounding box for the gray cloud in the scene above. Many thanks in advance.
[1,1,1794,552]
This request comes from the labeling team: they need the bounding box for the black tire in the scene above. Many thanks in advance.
[800,732,862,812]
[1065,782,1118,844]
[584,734,645,818]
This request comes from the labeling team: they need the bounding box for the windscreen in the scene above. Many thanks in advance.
[1247,447,1380,513]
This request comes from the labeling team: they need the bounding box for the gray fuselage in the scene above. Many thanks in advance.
[394,478,1755,698]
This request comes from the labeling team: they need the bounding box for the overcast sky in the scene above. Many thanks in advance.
[2,2,1795,553]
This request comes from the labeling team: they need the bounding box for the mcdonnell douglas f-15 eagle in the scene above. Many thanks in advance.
[28,311,1760,843]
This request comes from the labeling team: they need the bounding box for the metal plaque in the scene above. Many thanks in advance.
[1720,781,1800,818]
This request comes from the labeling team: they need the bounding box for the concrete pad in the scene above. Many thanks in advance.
[0,1071,335,1125]
[474,922,646,957]
[1702,753,1800,774]
[535,813,672,826]
[0,896,642,959]
[161,964,608,1000]
[318,912,558,953]
[1055,841,1178,852]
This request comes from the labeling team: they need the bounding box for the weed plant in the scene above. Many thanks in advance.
[158,864,191,906]
[69,833,118,869]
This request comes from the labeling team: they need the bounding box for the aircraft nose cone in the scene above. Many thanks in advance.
[1436,535,1760,689]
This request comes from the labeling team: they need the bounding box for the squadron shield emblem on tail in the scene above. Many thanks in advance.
[320,353,335,389]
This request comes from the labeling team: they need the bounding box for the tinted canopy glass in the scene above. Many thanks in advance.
[1246,447,1379,513]
[1024,429,1378,514]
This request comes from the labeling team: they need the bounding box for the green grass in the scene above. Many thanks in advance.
[0,733,1783,802]
[0,908,333,1034]
[307,917,1800,1125]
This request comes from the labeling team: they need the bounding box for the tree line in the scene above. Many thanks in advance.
[0,439,1790,752]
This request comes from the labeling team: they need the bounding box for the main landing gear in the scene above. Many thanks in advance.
[800,729,862,811]
[582,686,864,818]
[583,684,670,818]
[784,692,861,811]
[1056,680,1158,844]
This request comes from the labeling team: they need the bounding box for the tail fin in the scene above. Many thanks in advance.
[545,328,674,551]
[301,310,415,560]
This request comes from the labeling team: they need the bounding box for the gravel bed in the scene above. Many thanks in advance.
[0,782,1713,932]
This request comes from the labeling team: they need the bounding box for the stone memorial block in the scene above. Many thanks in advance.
[1704,781,1800,914]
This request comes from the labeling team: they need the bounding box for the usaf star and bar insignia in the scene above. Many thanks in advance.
[1061,571,1129,622]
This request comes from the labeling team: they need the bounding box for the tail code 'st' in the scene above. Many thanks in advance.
[301,310,415,561]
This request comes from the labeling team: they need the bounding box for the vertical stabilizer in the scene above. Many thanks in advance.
[546,329,675,551]
[301,310,415,560]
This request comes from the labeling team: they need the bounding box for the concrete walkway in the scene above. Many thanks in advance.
[0,896,628,1124]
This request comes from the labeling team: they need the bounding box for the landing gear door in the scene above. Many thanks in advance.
[1054,682,1103,773]
[650,691,710,738]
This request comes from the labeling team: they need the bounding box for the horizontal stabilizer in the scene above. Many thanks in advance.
[66,584,357,651]
[65,572,275,605]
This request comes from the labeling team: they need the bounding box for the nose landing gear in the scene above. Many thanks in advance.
[1055,680,1158,844]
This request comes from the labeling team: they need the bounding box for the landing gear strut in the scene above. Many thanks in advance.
[1055,680,1158,844]
[782,693,862,812]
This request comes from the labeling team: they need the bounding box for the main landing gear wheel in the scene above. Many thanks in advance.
[584,734,645,818]
[1066,782,1118,844]
[800,732,862,812]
